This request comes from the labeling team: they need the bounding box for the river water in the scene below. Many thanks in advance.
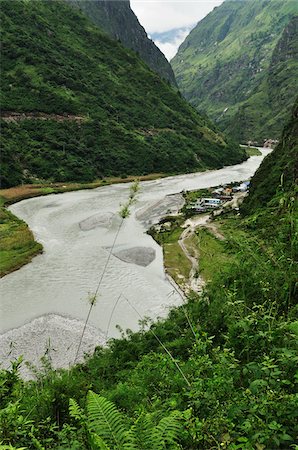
[0,150,271,374]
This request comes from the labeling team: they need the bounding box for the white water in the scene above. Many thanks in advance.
[0,150,271,373]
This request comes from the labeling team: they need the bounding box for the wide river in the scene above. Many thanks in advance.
[0,149,271,374]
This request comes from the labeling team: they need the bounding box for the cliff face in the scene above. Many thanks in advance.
[66,0,177,85]
[172,0,298,143]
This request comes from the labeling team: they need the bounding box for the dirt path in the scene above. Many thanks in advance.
[178,213,226,293]
[178,225,204,294]
[1,111,86,123]
[165,193,246,295]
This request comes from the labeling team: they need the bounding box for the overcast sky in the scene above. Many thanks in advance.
[130,0,224,60]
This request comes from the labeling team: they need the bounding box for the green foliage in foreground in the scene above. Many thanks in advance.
[1,178,297,448]
[0,0,245,188]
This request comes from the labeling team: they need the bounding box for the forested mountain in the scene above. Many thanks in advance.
[0,0,245,188]
[66,0,177,85]
[172,0,298,143]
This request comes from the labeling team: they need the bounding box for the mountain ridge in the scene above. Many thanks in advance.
[0,0,245,188]
[66,0,177,85]
[172,0,298,143]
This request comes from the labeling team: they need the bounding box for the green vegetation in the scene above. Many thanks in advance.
[67,0,177,85]
[242,98,298,216]
[149,218,192,285]
[1,0,245,188]
[194,228,231,282]
[172,1,298,143]
[244,146,261,157]
[1,178,297,448]
[0,199,42,276]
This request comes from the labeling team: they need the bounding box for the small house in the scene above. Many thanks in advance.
[194,198,222,210]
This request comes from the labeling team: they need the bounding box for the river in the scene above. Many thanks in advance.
[0,149,271,375]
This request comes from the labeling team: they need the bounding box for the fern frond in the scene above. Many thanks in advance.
[136,412,181,449]
[69,398,85,422]
[155,413,182,446]
[86,391,127,449]
[89,432,111,450]
[132,413,156,450]
[122,429,139,450]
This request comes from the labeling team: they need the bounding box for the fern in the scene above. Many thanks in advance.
[69,398,85,422]
[126,411,181,450]
[71,391,181,449]
[89,432,111,450]
[86,391,130,450]
[155,413,181,447]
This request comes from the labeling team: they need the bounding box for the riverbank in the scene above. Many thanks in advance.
[0,148,266,277]
[0,198,43,277]
[0,173,166,277]
[149,189,246,294]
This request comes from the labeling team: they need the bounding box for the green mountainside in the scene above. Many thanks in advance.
[66,0,177,85]
[172,0,298,143]
[0,0,245,188]
[242,97,298,214]
[1,101,297,449]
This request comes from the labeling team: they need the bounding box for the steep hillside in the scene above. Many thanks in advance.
[242,97,298,215]
[172,0,298,144]
[66,0,177,85]
[0,0,245,188]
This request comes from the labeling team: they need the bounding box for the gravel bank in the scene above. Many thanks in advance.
[0,314,105,379]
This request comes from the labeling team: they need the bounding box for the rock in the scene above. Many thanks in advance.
[113,247,156,267]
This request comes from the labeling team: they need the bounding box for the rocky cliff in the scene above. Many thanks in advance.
[66,0,177,85]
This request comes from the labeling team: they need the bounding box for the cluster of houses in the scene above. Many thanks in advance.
[187,181,250,213]
[246,139,279,149]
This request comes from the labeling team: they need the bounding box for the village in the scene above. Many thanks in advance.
[148,179,252,295]
[185,180,251,214]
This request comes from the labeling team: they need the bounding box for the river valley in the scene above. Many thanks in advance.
[0,150,271,376]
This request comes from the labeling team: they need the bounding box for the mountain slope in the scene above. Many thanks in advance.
[172,0,298,143]
[242,97,298,215]
[0,0,246,188]
[66,0,177,85]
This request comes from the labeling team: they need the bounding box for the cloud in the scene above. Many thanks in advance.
[131,0,224,34]
[152,28,192,60]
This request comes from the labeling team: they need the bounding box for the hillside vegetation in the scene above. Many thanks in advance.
[242,97,298,214]
[66,0,177,85]
[172,0,298,143]
[1,0,245,188]
[0,99,297,448]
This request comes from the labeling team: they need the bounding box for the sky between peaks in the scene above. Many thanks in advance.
[130,0,224,60]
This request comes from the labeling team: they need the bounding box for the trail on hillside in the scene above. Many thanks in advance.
[1,111,86,123]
